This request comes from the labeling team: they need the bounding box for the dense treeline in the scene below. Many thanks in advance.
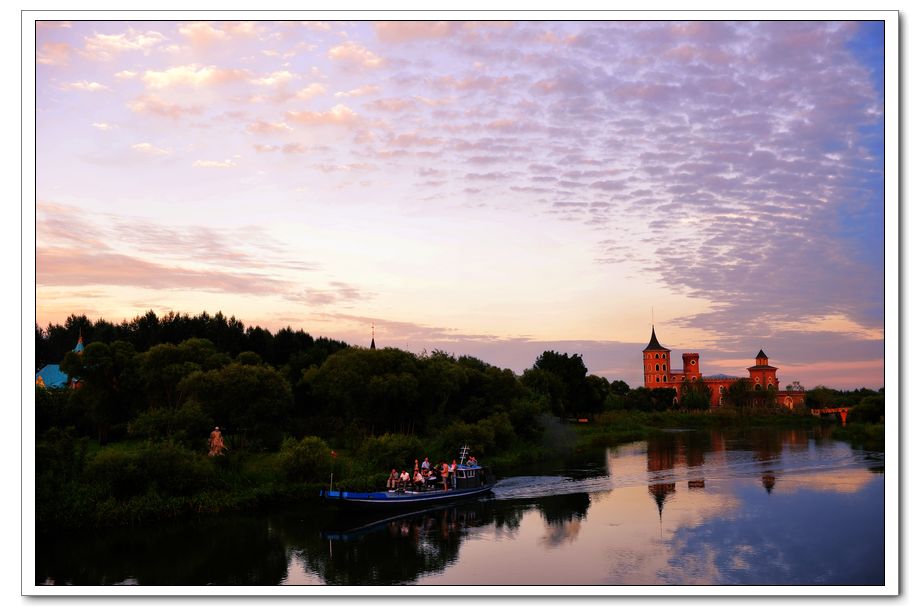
[34,312,884,531]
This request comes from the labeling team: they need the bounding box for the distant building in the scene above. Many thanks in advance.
[641,327,806,409]
[35,334,84,389]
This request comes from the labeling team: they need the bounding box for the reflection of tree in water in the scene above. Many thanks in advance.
[36,513,289,585]
[536,492,591,547]
[536,492,591,526]
[289,502,497,585]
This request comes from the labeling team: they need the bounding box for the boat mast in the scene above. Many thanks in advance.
[459,444,470,465]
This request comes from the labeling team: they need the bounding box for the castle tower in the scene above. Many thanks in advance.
[370,323,376,350]
[682,353,700,380]
[747,349,778,391]
[642,327,672,388]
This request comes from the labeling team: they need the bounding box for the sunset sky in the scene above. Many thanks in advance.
[33,19,887,388]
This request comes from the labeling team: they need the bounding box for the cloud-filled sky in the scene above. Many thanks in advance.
[34,19,886,388]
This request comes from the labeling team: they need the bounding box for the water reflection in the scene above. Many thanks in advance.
[36,427,884,586]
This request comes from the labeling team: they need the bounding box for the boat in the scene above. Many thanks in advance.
[321,445,496,511]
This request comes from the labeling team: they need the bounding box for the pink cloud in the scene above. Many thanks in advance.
[285,104,357,126]
[142,64,249,89]
[82,28,167,60]
[328,41,383,69]
[37,42,71,66]
[246,120,293,134]
[128,94,202,118]
[37,247,285,294]
[374,21,458,43]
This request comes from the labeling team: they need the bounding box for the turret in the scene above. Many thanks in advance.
[642,327,672,387]
[682,353,700,379]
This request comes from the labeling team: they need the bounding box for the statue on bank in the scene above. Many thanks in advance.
[209,426,227,457]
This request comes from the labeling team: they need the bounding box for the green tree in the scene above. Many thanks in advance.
[179,362,293,450]
[61,340,138,444]
[522,351,592,418]
[679,379,711,410]
[725,378,754,409]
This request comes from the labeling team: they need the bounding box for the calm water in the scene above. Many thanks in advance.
[36,427,885,586]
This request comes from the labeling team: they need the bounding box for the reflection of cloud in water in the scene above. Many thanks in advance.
[539,519,583,548]
[770,468,877,495]
[661,478,884,585]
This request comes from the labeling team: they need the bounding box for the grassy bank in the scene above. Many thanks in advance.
[571,409,824,448]
[831,423,885,451]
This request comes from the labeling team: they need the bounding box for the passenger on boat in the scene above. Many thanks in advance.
[414,459,420,474]
[421,457,430,471]
[440,462,450,491]
[399,469,410,489]
[449,460,457,488]
[387,469,399,490]
[413,470,425,489]
[468,455,478,466]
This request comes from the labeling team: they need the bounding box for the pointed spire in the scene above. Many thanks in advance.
[370,323,376,350]
[643,326,669,352]
[73,328,85,354]
[756,349,768,359]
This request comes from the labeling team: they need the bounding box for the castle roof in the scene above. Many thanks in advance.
[748,364,777,371]
[643,327,670,352]
[36,364,68,388]
[755,349,768,359]
[704,374,741,381]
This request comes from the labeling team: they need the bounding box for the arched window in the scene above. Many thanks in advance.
[767,383,774,390]
[655,353,660,359]
[754,384,761,390]
[719,385,724,393]
[655,364,660,371]
[691,376,697,382]
[656,376,660,383]
[663,376,667,382]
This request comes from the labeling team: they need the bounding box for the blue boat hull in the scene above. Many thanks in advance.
[322,482,495,510]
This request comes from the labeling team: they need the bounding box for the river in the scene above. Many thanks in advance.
[36,426,885,586]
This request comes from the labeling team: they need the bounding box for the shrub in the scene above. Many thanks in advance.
[279,435,332,483]
[848,395,884,424]
[85,441,215,499]
[356,433,423,472]
[128,401,213,448]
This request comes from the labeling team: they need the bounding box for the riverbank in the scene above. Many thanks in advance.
[571,409,827,448]
[36,409,878,534]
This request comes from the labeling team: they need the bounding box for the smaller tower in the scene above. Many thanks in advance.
[682,353,700,380]
[748,349,778,391]
[370,323,376,350]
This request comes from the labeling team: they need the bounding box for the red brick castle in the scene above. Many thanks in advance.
[642,327,806,409]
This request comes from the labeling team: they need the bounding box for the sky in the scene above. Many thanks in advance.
[33,19,887,389]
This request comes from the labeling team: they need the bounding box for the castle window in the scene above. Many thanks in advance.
[755,384,761,390]
[754,376,760,382]
[655,364,660,371]
[719,385,724,393]
[690,359,696,365]
[663,376,667,382]
[691,376,697,382]
[655,353,659,359]
[656,376,660,383]
[719,396,723,406]
[768,383,774,390]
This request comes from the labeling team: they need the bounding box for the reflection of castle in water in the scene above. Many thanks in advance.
[645,428,821,515]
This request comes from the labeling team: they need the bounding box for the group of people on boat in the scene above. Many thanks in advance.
[386,454,478,492]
